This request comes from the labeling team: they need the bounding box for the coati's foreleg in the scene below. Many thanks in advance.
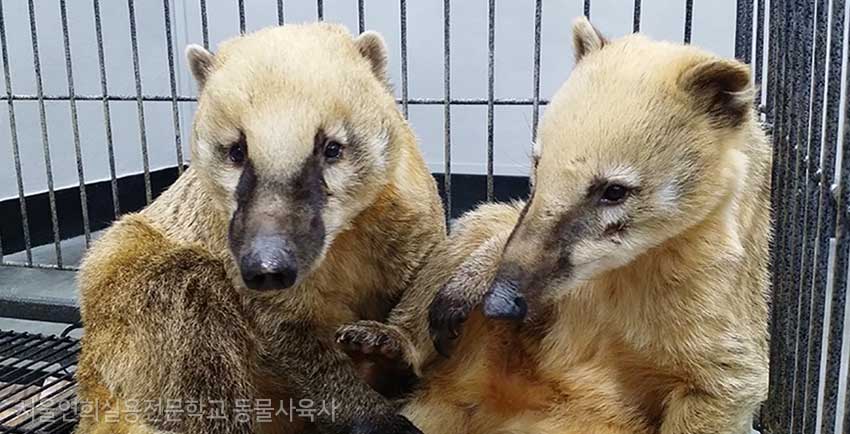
[426,229,512,357]
[337,203,522,384]
[259,318,422,433]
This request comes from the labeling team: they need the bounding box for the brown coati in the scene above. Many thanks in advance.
[340,17,771,434]
[75,23,446,434]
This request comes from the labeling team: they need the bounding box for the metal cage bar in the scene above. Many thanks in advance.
[443,0,451,218]
[531,0,542,142]
[399,0,408,118]
[28,0,64,269]
[163,0,185,175]
[127,0,153,205]
[486,0,495,201]
[0,1,33,266]
[58,0,90,249]
[93,0,121,218]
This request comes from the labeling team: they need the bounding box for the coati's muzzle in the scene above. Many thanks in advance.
[482,200,578,321]
[228,160,327,291]
[483,277,528,320]
[237,234,300,291]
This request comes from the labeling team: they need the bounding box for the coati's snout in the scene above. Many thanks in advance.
[482,277,527,320]
[228,156,328,291]
[238,235,298,290]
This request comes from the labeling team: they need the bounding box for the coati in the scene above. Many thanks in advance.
[340,17,771,434]
[75,23,445,434]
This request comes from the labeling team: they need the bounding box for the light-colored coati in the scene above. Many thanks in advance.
[75,23,446,434]
[340,17,771,434]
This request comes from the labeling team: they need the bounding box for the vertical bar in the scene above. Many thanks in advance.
[59,0,91,247]
[28,0,63,268]
[0,1,32,265]
[763,1,779,422]
[237,0,246,34]
[277,0,284,25]
[358,0,365,33]
[779,0,812,427]
[443,0,451,217]
[844,356,850,434]
[763,0,779,423]
[765,0,792,428]
[93,0,120,218]
[754,0,766,87]
[317,0,323,21]
[531,0,542,142]
[790,0,827,431]
[486,0,495,201]
[819,35,850,433]
[584,0,591,19]
[632,0,641,32]
[736,0,755,61]
[802,2,846,432]
[162,0,184,174]
[200,0,210,50]
[127,0,152,204]
[399,0,408,118]
[766,0,780,121]
[683,0,694,43]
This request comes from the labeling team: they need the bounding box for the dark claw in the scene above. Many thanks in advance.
[428,292,472,358]
[336,324,399,359]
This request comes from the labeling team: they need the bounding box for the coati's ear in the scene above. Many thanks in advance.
[354,31,389,86]
[572,17,607,63]
[678,57,753,127]
[185,44,216,90]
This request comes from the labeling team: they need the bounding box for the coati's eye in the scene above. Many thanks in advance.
[599,183,631,205]
[324,141,343,160]
[228,141,246,165]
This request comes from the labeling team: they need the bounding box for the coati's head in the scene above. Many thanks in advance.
[186,24,400,291]
[483,17,755,319]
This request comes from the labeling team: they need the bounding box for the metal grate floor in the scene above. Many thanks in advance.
[0,329,79,434]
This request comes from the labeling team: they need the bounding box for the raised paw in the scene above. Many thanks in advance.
[336,321,417,398]
[336,320,406,361]
[428,288,476,358]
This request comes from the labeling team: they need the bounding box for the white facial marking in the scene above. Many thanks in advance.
[366,127,390,172]
[656,180,679,212]
[602,165,640,187]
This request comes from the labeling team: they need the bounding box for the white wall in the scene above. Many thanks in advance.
[0,0,737,201]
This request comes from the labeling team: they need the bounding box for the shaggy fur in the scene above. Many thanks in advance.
[75,23,445,434]
[340,17,771,434]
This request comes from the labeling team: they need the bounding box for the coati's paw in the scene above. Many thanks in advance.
[337,320,409,361]
[351,414,423,434]
[336,321,418,398]
[428,286,477,358]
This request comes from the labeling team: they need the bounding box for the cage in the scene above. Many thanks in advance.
[0,0,842,433]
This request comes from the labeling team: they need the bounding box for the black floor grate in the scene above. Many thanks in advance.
[0,330,79,434]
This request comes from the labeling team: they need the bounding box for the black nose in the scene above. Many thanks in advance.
[239,236,298,290]
[482,278,528,320]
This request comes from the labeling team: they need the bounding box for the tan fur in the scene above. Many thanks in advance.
[75,23,445,434]
[342,17,770,434]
